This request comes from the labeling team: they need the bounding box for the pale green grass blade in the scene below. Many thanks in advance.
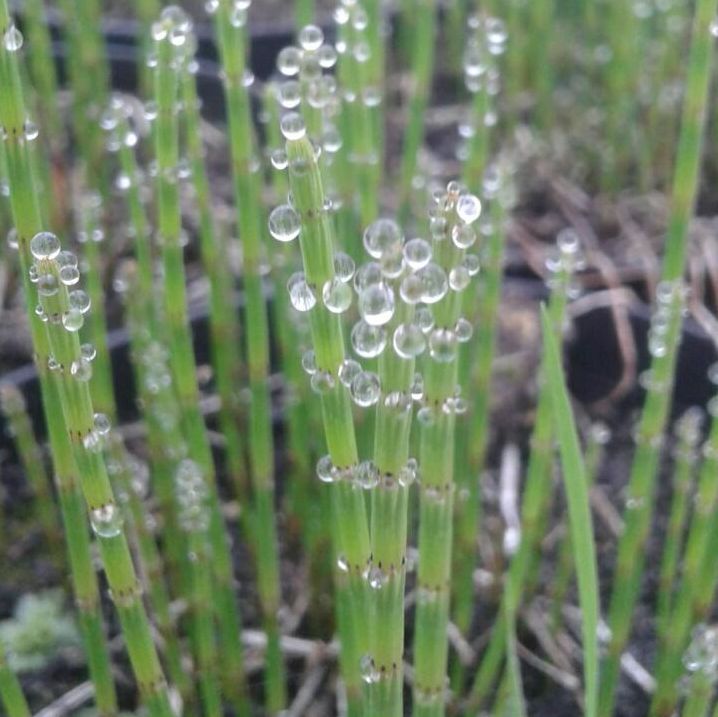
[541,304,600,717]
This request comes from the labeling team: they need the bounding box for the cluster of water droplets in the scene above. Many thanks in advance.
[545,228,586,299]
[333,0,382,165]
[315,453,418,492]
[638,279,687,394]
[457,15,506,161]
[175,458,210,533]
[272,24,340,156]
[28,232,99,380]
[673,407,704,464]
[204,0,250,29]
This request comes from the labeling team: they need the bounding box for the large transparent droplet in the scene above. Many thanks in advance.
[322,277,352,313]
[280,112,307,141]
[359,283,395,326]
[351,320,386,358]
[393,323,426,359]
[3,24,23,52]
[351,371,381,407]
[30,231,61,260]
[429,328,457,362]
[417,263,448,304]
[287,272,316,312]
[338,359,361,387]
[277,46,302,76]
[363,218,403,260]
[269,204,301,242]
[456,194,482,225]
[403,237,432,270]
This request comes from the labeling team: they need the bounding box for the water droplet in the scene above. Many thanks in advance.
[711,18,718,37]
[684,624,718,673]
[287,272,316,311]
[429,329,457,362]
[323,277,352,313]
[59,265,80,286]
[337,554,349,572]
[90,503,124,538]
[3,24,23,52]
[351,371,381,407]
[30,232,61,260]
[411,373,424,400]
[354,261,384,292]
[316,454,336,483]
[333,252,355,282]
[310,370,335,394]
[24,120,38,142]
[360,654,379,684]
[359,283,395,326]
[270,148,288,171]
[452,224,476,249]
[355,460,379,489]
[398,458,418,487]
[68,289,91,314]
[6,228,18,250]
[280,112,307,141]
[81,343,96,361]
[417,263,448,304]
[393,323,426,359]
[301,349,317,375]
[37,273,59,297]
[62,308,84,332]
[456,194,482,225]
[417,406,435,425]
[403,238,432,270]
[299,24,324,52]
[93,413,111,435]
[399,274,423,305]
[449,265,470,291]
[269,204,301,242]
[351,320,387,358]
[455,317,473,342]
[277,46,301,76]
[71,358,93,382]
[363,218,404,260]
[278,80,302,109]
[367,564,387,588]
[339,359,361,387]
[463,254,480,276]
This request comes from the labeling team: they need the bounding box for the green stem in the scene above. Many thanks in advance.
[211,3,285,710]
[599,0,718,711]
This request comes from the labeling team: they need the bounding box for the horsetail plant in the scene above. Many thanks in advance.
[180,30,247,500]
[151,9,253,713]
[655,407,702,645]
[599,0,718,711]
[398,0,437,224]
[468,229,582,710]
[412,181,483,717]
[0,384,60,550]
[359,217,422,717]
[279,126,371,717]
[650,388,718,715]
[0,647,30,717]
[209,1,286,709]
[0,8,120,717]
